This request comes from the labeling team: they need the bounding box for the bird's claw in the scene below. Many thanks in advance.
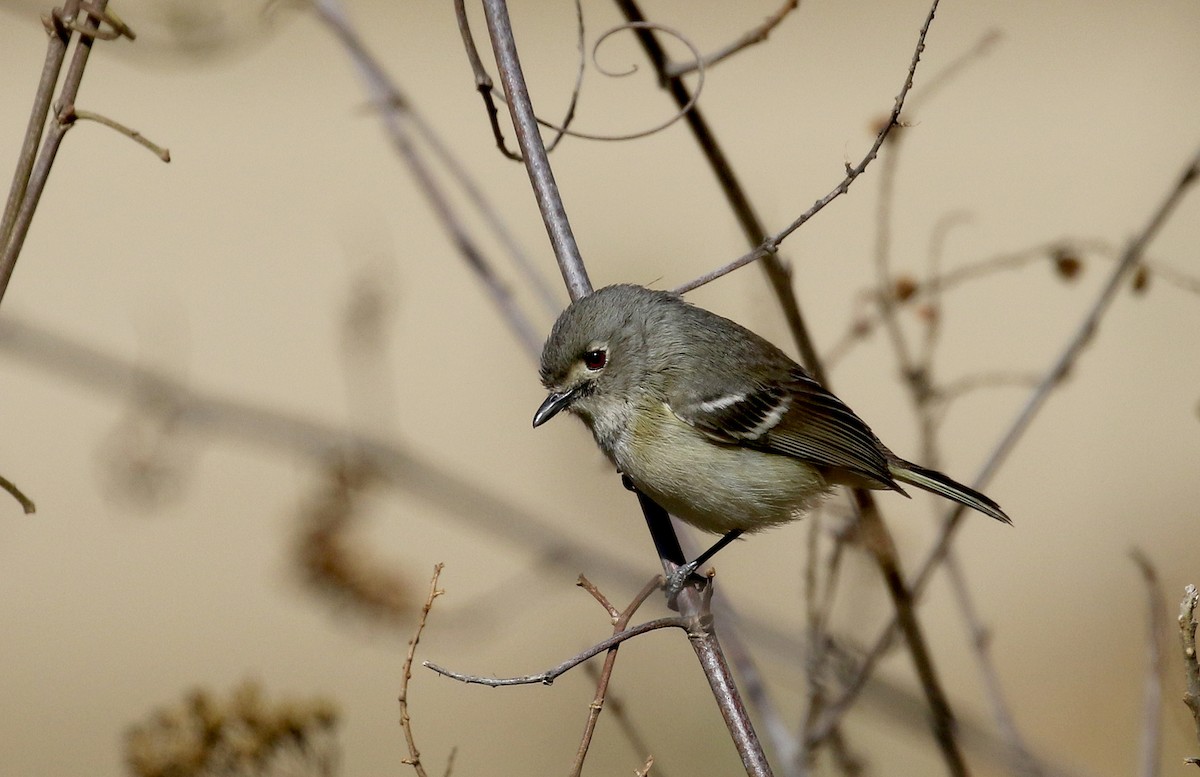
[665,560,704,600]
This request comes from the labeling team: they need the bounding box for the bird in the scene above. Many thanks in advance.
[533,284,1009,573]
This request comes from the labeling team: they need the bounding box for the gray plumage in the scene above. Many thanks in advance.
[535,284,1009,534]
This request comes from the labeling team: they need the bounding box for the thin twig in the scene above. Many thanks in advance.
[399,564,446,777]
[67,108,170,161]
[570,576,663,777]
[665,0,800,78]
[1180,584,1200,765]
[1131,550,1165,777]
[424,616,686,686]
[614,0,822,376]
[481,0,591,301]
[674,0,943,301]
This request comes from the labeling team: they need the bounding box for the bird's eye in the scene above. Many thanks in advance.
[582,349,607,371]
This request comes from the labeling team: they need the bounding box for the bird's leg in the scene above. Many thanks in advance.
[665,529,744,597]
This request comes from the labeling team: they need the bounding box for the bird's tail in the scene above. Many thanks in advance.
[889,461,1011,524]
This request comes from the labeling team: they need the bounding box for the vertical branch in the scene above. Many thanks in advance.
[477,4,770,774]
[480,0,591,302]
[0,0,109,304]
[1180,585,1200,765]
[1131,551,1164,777]
[0,0,80,246]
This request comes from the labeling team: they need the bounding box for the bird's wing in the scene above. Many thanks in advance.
[669,368,898,490]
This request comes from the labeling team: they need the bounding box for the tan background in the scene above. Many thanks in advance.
[1,1,1199,775]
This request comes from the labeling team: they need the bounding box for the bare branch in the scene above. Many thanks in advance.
[423,616,686,686]
[665,1,800,78]
[399,564,447,777]
[1180,584,1200,764]
[674,0,943,297]
[481,0,591,301]
[1131,550,1165,777]
[569,576,663,777]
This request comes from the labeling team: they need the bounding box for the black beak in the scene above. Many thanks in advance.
[533,388,576,428]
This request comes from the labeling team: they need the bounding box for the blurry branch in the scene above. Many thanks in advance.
[571,575,662,777]
[823,237,1200,371]
[296,461,413,623]
[125,681,339,777]
[580,663,667,777]
[945,551,1042,777]
[1181,584,1200,766]
[872,29,1001,379]
[0,472,36,514]
[310,0,546,357]
[1,0,167,306]
[399,564,447,777]
[866,30,1045,775]
[809,141,1200,744]
[1131,550,1164,777]
[481,0,591,301]
[664,0,799,78]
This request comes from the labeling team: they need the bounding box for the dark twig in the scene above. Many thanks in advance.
[481,0,591,301]
[1180,584,1200,765]
[665,0,800,78]
[1131,550,1165,777]
[570,575,663,777]
[0,471,36,514]
[424,616,686,686]
[399,564,446,777]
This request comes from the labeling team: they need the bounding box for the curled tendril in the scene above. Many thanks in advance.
[494,21,706,144]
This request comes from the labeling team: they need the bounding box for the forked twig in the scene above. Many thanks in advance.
[570,575,663,777]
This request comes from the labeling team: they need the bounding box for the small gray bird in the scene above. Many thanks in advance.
[534,284,1009,562]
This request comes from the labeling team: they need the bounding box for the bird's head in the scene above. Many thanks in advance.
[533,284,676,428]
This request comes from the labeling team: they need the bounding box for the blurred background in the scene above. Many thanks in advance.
[1,1,1198,775]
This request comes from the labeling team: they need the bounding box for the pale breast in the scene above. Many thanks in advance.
[613,402,831,534]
